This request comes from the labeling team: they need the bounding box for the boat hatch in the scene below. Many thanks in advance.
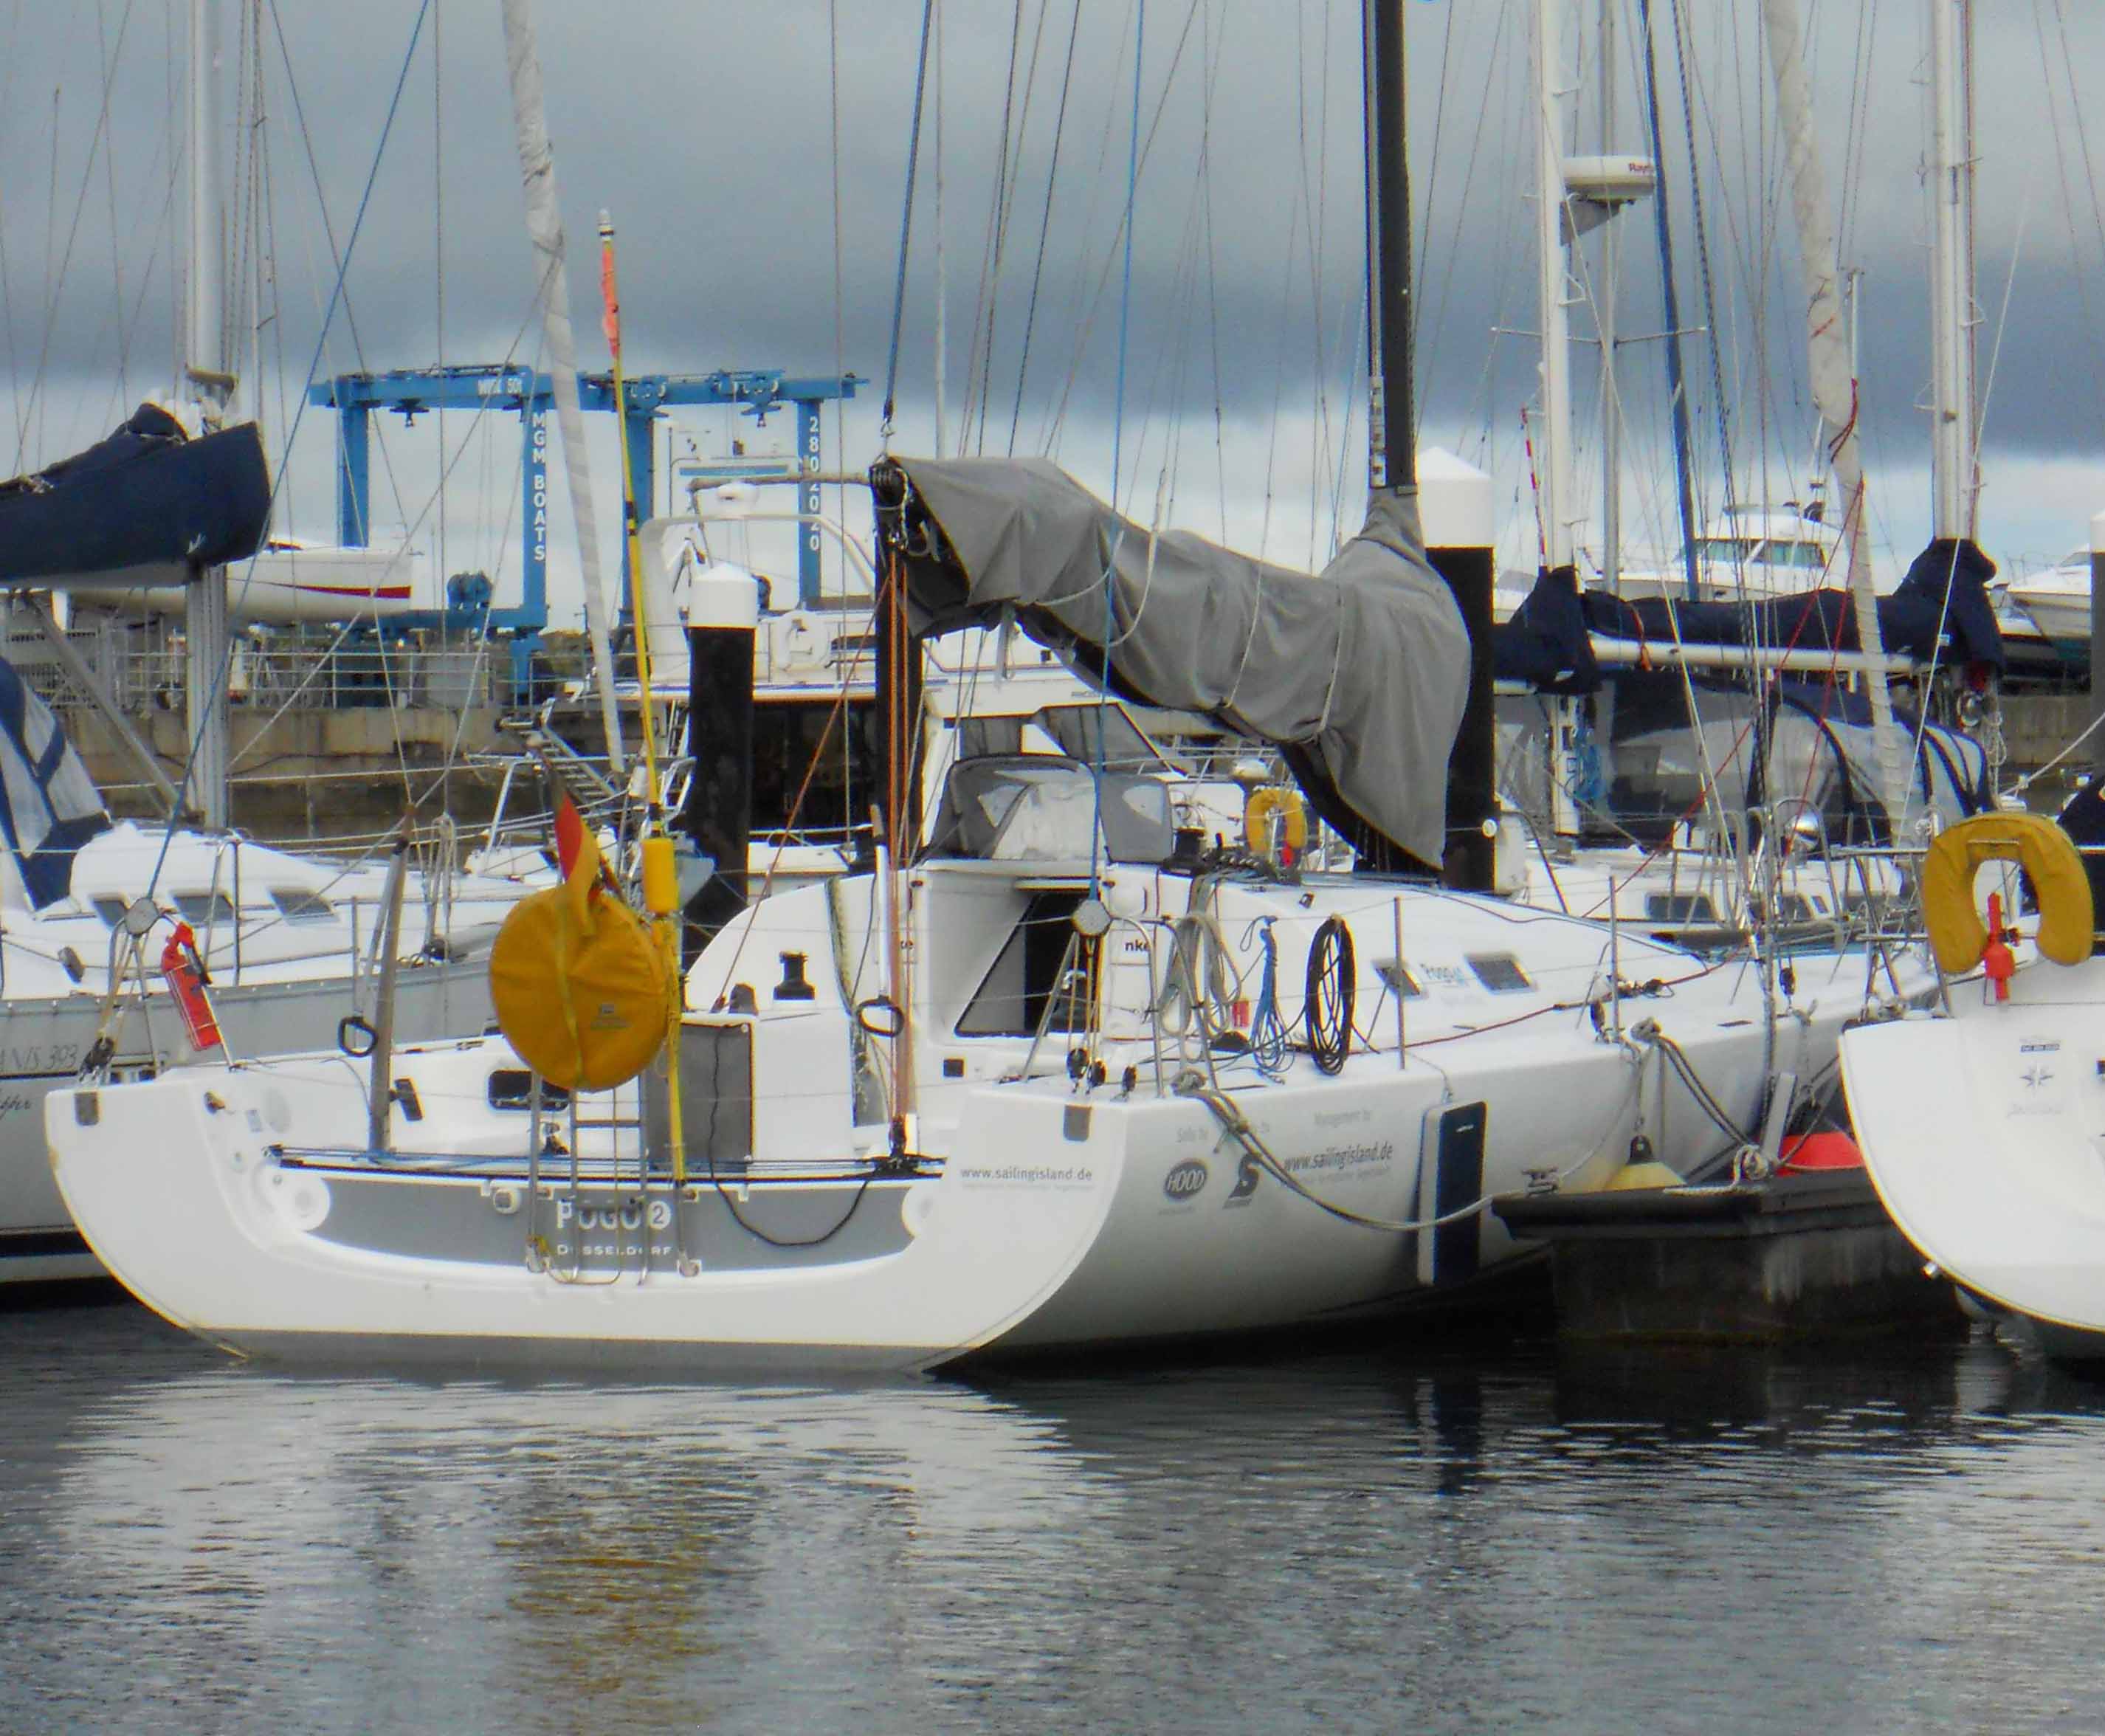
[271,889,335,923]
[1467,954,1533,993]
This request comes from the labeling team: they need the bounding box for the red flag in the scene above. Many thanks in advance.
[553,794,585,878]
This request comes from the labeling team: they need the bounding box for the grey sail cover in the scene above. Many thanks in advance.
[888,456,1468,867]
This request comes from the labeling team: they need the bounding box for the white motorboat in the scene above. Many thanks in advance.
[1613,503,1849,605]
[1841,808,2105,1360]
[2003,548,2091,651]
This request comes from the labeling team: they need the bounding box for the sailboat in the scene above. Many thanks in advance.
[1834,1,2105,1360]
[0,0,544,1282]
[1492,0,1999,953]
[42,0,1926,1369]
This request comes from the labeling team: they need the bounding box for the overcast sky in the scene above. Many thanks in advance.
[4,0,2104,620]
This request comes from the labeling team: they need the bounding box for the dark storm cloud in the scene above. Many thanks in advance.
[4,0,2103,559]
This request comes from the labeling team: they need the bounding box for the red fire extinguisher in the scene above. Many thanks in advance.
[160,920,224,1053]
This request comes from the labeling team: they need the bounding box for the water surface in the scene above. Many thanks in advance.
[4,1293,2102,1732]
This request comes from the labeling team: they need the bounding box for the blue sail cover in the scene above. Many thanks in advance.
[1494,564,1599,693]
[1575,537,2005,676]
[0,404,270,585]
[0,659,109,906]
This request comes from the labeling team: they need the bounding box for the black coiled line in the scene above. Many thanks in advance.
[1304,915,1354,1075]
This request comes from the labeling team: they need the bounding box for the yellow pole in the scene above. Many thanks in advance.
[599,210,686,1188]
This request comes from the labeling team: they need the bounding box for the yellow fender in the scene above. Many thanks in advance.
[1243,785,1309,858]
[490,818,669,1091]
[1920,810,2094,975]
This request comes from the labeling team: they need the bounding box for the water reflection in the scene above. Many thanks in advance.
[7,1297,2105,1732]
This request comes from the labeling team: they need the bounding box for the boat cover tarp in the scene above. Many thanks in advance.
[1575,535,2004,678]
[882,455,1469,869]
[0,658,109,906]
[1494,563,1597,692]
[0,404,270,585]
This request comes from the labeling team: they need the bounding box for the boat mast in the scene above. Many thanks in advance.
[1928,0,1979,542]
[1636,0,1704,604]
[1533,0,1576,578]
[1757,0,1909,823]
[185,0,232,830]
[1363,0,1413,492]
[1599,0,1621,595]
[1532,0,1587,844]
[499,0,626,777]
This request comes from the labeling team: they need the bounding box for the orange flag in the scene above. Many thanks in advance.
[599,235,620,359]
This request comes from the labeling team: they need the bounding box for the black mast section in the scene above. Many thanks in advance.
[1365,0,1497,890]
[1363,0,1413,495]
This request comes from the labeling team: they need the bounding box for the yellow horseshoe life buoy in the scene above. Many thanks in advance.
[490,807,669,1091]
[1920,810,2094,975]
[1243,785,1309,860]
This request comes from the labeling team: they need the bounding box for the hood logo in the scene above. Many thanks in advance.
[1163,1158,1210,1202]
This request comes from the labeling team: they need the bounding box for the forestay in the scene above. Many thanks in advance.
[881,456,1469,869]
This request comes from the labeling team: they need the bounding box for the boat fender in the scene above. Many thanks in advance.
[640,833,679,917]
[159,920,223,1054]
[1777,1130,1863,1172]
[1243,786,1309,865]
[1920,810,2093,975]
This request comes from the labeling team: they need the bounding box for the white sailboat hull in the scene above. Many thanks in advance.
[49,964,1870,1368]
[69,543,424,625]
[2,965,496,1281]
[1842,957,2105,1357]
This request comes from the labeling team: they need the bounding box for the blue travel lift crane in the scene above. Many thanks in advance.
[309,365,861,695]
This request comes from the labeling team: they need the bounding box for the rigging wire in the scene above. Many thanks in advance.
[148,0,435,899]
[1037,0,1207,458]
[19,0,139,464]
[1668,0,1736,512]
[1007,0,1083,456]
[879,0,938,442]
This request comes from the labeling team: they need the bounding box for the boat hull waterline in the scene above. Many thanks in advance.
[51,986,1859,1373]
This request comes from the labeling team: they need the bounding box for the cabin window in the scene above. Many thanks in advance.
[1375,959,1424,998]
[270,889,335,923]
[748,697,879,843]
[270,889,334,923]
[173,892,235,929]
[1776,894,1813,922]
[956,890,1099,1037]
[1466,954,1533,994]
[92,897,128,927]
[1644,893,1717,923]
[487,1070,571,1112]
